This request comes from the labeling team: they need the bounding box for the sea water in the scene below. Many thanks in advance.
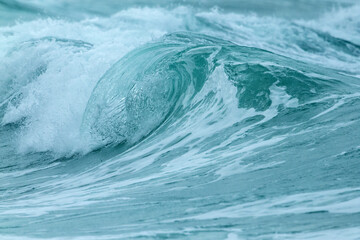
[0,0,360,239]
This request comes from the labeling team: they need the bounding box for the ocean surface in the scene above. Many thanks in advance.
[1,0,360,239]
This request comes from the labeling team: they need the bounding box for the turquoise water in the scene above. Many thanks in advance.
[1,0,360,239]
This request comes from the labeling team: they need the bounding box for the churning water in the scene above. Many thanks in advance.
[0,0,360,239]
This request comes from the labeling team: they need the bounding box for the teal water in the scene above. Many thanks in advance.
[1,1,360,239]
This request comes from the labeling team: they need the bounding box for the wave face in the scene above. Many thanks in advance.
[1,1,360,239]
